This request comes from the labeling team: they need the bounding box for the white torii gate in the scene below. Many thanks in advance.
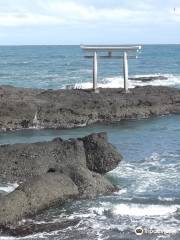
[80,45,142,93]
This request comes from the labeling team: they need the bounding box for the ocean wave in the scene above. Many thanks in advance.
[158,197,176,202]
[84,202,180,237]
[73,74,180,89]
[0,183,18,193]
[112,203,177,217]
[90,203,178,217]
[0,237,15,240]
[108,150,180,202]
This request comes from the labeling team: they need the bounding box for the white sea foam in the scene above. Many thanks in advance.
[158,197,177,202]
[110,149,180,196]
[85,202,180,237]
[90,203,178,217]
[112,203,178,217]
[0,183,18,193]
[0,238,15,240]
[114,188,127,195]
[74,74,180,89]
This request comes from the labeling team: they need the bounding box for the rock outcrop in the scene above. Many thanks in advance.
[0,174,78,225]
[0,218,81,237]
[129,75,168,82]
[0,132,122,227]
[0,85,180,131]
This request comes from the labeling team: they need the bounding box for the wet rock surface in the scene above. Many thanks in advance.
[129,75,168,82]
[0,174,79,225]
[0,132,122,233]
[0,218,81,237]
[0,85,180,131]
[81,132,122,174]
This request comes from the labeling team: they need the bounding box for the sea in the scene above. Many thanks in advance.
[0,45,180,240]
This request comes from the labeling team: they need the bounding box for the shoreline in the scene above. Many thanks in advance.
[0,84,180,238]
[0,85,180,132]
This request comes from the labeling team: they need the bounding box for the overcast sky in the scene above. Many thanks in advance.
[0,0,180,45]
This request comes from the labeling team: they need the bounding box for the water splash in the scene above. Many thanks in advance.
[73,74,180,89]
[33,112,40,129]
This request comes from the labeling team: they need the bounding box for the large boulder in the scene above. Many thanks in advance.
[0,133,122,182]
[69,166,117,198]
[0,137,86,182]
[0,132,122,229]
[81,132,122,174]
[0,173,78,225]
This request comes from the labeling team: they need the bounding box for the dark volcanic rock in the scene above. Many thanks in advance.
[0,133,122,183]
[0,136,86,182]
[0,85,180,131]
[81,132,122,174]
[0,133,122,227]
[69,166,117,198]
[129,75,168,82]
[0,218,81,237]
[0,173,78,225]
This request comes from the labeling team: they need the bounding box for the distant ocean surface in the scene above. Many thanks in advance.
[0,44,180,89]
[0,45,180,240]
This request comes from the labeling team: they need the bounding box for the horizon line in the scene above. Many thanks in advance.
[0,43,179,46]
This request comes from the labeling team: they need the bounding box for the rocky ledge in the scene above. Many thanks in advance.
[0,85,180,131]
[0,132,122,236]
[129,75,168,82]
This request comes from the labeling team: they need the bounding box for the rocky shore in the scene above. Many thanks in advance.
[0,132,122,236]
[0,85,180,131]
[0,84,180,237]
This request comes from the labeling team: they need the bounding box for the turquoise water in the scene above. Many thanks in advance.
[0,45,180,239]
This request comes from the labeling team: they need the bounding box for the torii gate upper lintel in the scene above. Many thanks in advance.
[80,45,142,93]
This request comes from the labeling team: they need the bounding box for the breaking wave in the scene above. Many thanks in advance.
[73,74,180,89]
[0,183,18,193]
